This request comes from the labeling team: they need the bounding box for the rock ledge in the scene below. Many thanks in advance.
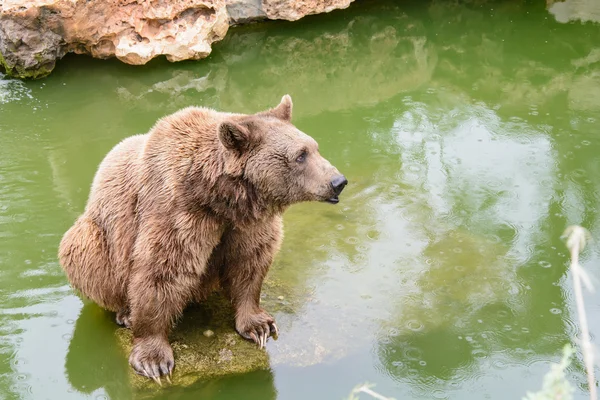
[0,0,356,79]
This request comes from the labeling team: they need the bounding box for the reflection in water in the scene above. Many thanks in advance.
[65,303,132,399]
[162,369,277,400]
[547,0,600,23]
[105,0,600,119]
[1,0,600,399]
[113,10,437,115]
[370,101,571,393]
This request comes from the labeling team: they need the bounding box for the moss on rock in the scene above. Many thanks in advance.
[115,292,270,394]
[0,51,55,80]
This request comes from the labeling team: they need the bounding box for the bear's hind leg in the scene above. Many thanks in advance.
[59,216,127,313]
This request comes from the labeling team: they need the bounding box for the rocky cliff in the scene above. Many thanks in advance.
[0,0,355,79]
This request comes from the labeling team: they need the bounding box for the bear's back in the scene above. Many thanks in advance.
[87,133,147,220]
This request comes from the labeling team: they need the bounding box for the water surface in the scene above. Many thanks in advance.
[2,0,600,399]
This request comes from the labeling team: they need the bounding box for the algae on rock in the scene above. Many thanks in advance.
[64,280,303,396]
[115,293,271,393]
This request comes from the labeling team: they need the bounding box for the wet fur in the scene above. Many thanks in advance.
[58,95,344,380]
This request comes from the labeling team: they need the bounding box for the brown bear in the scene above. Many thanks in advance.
[58,95,347,382]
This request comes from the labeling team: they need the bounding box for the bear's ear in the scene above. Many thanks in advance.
[218,121,251,152]
[265,94,293,122]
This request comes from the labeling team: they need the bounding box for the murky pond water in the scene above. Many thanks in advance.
[2,0,600,399]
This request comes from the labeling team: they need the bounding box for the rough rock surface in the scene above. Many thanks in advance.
[226,0,355,24]
[0,0,358,79]
[116,292,270,394]
[0,0,230,79]
[262,0,355,21]
[226,0,267,24]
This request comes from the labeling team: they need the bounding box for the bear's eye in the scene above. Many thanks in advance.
[296,150,308,164]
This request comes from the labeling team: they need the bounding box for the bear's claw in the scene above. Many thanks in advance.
[116,309,132,328]
[129,337,174,384]
[270,322,279,336]
[238,317,278,349]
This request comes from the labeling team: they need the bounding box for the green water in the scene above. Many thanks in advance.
[2,0,600,398]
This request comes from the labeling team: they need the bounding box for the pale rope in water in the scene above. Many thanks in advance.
[563,225,597,400]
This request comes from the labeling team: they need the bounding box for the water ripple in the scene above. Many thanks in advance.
[0,75,32,104]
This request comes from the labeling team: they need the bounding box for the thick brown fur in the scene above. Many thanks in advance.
[58,95,347,380]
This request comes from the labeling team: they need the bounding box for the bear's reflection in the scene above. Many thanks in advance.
[65,302,132,399]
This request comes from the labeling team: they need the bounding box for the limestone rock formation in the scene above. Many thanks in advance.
[226,0,355,24]
[263,0,355,21]
[0,0,359,79]
[226,0,267,24]
[0,0,230,79]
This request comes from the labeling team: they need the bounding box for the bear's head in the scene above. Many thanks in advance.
[217,95,347,207]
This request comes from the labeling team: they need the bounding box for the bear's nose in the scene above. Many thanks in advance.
[330,175,348,195]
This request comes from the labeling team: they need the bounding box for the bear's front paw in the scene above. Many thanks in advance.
[129,336,174,385]
[236,310,278,349]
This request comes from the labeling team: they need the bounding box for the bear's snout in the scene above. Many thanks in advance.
[330,175,348,195]
[324,174,347,204]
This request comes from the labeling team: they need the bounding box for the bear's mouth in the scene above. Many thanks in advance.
[324,195,339,204]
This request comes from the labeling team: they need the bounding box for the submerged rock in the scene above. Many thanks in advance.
[203,329,215,338]
[0,0,230,79]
